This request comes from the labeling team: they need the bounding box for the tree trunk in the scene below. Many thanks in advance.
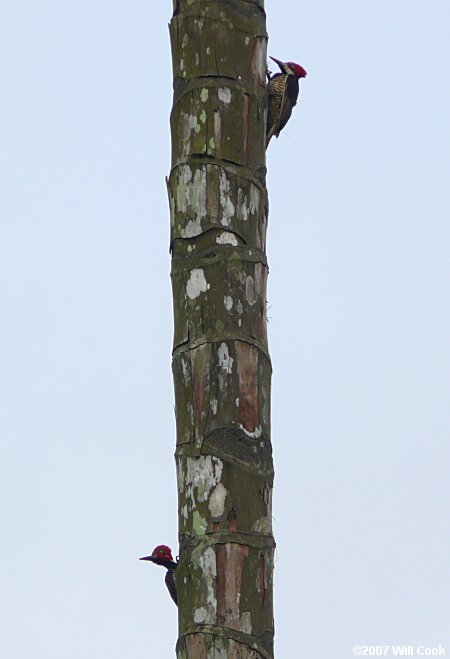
[167,1,273,657]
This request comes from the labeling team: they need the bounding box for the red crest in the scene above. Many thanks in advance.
[151,545,174,562]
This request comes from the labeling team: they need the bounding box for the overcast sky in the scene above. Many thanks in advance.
[1,1,449,658]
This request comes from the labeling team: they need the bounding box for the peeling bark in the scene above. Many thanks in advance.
[169,1,274,657]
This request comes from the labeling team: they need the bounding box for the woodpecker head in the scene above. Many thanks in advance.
[140,544,176,567]
[270,56,307,79]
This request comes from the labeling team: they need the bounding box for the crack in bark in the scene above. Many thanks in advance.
[173,335,272,364]
[171,249,268,274]
[168,158,268,192]
[177,626,273,659]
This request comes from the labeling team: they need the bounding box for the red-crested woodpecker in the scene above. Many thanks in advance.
[266,56,307,147]
[140,545,178,605]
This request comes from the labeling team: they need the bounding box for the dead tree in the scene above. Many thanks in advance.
[167,1,274,656]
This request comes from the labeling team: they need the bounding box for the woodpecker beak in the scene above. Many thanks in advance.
[269,56,284,67]
[139,555,154,561]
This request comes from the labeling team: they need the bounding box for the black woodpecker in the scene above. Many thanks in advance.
[266,56,307,147]
[140,544,178,606]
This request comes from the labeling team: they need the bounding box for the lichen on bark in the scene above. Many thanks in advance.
[168,1,274,657]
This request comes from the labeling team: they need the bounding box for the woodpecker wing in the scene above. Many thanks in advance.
[165,568,178,605]
[140,553,178,606]
[266,73,299,145]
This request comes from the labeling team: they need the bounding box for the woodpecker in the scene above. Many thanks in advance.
[266,56,307,147]
[140,544,178,605]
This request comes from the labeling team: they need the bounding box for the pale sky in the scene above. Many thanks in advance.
[1,1,449,658]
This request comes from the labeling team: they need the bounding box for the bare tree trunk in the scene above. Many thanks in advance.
[167,1,273,656]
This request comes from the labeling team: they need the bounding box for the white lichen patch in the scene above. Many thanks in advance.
[185,219,202,238]
[188,114,198,130]
[186,268,210,299]
[252,516,271,534]
[236,185,259,222]
[240,424,262,438]
[194,607,208,623]
[198,546,217,623]
[250,183,260,213]
[216,231,238,246]
[236,300,243,315]
[180,110,206,154]
[176,459,185,493]
[186,402,194,425]
[184,455,224,506]
[261,382,269,425]
[245,275,257,305]
[193,510,207,535]
[185,167,208,231]
[245,36,250,45]
[218,87,231,104]
[265,552,273,592]
[237,188,249,222]
[252,37,267,84]
[182,33,189,48]
[235,397,239,407]
[181,357,190,386]
[211,648,227,659]
[208,482,227,518]
[199,109,206,123]
[264,483,273,517]
[224,295,233,311]
[218,342,233,374]
[176,165,192,213]
[240,611,252,634]
[219,171,235,226]
[200,88,209,102]
[195,52,199,66]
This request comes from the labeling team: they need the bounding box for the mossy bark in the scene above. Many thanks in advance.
[168,1,274,657]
